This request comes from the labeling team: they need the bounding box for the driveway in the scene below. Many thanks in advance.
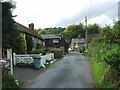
[22,52,94,88]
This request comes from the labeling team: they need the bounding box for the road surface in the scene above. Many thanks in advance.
[23,52,94,88]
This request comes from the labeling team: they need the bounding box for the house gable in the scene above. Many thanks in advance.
[41,34,65,54]
[15,22,44,41]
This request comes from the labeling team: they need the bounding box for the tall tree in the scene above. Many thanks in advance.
[2,1,17,49]
[62,23,85,52]
[63,23,85,45]
[2,1,27,53]
[87,23,100,35]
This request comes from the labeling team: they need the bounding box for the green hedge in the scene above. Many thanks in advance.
[86,43,119,88]
[102,45,120,71]
[51,50,62,59]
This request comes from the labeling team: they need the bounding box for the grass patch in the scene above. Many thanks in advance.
[90,60,109,88]
[85,43,119,88]
[88,58,118,88]
[2,70,23,89]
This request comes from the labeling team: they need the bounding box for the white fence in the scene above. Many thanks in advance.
[13,53,54,68]
[41,53,54,67]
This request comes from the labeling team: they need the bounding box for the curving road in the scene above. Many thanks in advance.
[23,52,94,88]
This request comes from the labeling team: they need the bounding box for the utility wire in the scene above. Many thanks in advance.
[88,0,92,18]
[87,2,118,21]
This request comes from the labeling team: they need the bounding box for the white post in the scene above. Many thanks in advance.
[10,55,13,74]
[7,49,12,59]
[13,53,16,65]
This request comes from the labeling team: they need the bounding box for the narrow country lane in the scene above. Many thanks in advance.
[23,52,94,88]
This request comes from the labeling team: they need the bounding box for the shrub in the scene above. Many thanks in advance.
[79,46,85,53]
[15,33,27,54]
[26,35,34,53]
[2,69,22,89]
[102,45,120,71]
[51,50,62,59]
[86,43,120,88]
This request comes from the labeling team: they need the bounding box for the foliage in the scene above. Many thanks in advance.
[90,60,109,88]
[63,24,85,44]
[87,23,100,35]
[26,35,34,53]
[36,27,65,35]
[102,45,120,71]
[15,33,27,54]
[2,69,22,89]
[96,21,120,44]
[2,1,28,54]
[79,46,85,53]
[51,50,62,59]
[36,43,41,50]
[62,23,85,52]
[86,21,120,88]
[35,43,42,54]
[36,23,100,53]
[2,1,18,50]
[86,42,119,88]
[41,50,47,55]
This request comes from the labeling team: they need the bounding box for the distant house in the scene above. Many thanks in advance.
[15,22,45,52]
[41,34,65,54]
[71,38,87,51]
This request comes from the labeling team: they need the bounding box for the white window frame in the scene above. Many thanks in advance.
[53,39,59,43]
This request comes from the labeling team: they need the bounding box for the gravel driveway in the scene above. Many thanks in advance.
[19,52,94,88]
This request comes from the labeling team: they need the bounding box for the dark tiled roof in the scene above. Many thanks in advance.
[14,22,44,41]
[72,38,87,44]
[41,34,62,39]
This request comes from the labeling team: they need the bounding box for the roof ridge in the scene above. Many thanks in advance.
[15,22,44,40]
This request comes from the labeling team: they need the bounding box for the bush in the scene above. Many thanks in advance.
[79,46,85,53]
[51,50,62,59]
[26,35,34,53]
[102,45,120,71]
[15,33,27,54]
[86,43,119,88]
[2,70,22,89]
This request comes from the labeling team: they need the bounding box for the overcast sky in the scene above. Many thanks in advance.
[11,0,119,29]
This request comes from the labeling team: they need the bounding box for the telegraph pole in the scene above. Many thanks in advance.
[118,1,120,21]
[85,16,87,39]
[85,16,88,51]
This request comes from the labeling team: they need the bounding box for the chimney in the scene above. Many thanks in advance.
[29,23,34,30]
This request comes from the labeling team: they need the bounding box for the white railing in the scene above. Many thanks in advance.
[41,53,54,68]
[13,53,54,68]
[13,53,36,65]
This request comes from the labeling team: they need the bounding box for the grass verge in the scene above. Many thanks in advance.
[85,43,119,88]
[2,70,23,89]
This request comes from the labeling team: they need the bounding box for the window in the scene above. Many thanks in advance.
[53,39,59,43]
